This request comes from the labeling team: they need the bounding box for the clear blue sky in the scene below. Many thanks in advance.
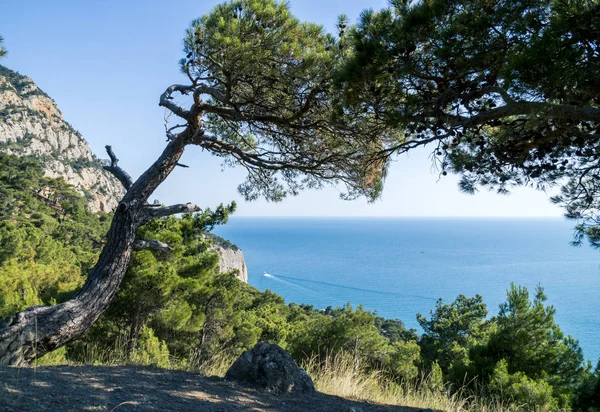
[1,0,562,217]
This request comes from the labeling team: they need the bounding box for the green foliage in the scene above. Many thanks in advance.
[426,361,444,394]
[129,326,171,368]
[0,36,6,59]
[574,361,600,411]
[389,340,421,382]
[288,303,421,381]
[486,284,585,408]
[0,153,110,318]
[375,316,418,343]
[491,285,567,376]
[417,294,488,373]
[33,346,68,366]
[69,203,250,366]
[489,359,557,412]
[339,0,600,244]
[179,0,395,202]
[418,284,587,410]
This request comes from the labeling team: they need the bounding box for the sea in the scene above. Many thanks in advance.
[213,217,600,362]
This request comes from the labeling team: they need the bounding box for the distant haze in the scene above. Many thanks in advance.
[0,0,562,217]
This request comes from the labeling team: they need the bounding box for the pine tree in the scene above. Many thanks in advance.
[0,36,6,59]
[339,0,600,244]
[486,284,585,409]
[417,294,488,373]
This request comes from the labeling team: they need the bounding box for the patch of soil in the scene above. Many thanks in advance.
[0,366,428,412]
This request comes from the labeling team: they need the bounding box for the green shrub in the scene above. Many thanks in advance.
[130,326,171,369]
[490,360,558,412]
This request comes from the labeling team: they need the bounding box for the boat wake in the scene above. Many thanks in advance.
[263,272,435,301]
[262,272,312,292]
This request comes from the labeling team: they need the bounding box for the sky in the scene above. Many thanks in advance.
[0,0,563,217]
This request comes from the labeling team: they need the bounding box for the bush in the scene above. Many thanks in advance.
[490,360,558,412]
[130,326,171,369]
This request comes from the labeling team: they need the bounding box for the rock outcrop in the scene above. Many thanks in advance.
[212,243,248,283]
[0,65,124,212]
[225,341,315,393]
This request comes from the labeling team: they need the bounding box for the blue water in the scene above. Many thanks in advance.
[213,218,600,361]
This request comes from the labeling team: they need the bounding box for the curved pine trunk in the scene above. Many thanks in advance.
[0,136,187,366]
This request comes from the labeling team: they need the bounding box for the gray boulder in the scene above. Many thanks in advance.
[225,341,315,393]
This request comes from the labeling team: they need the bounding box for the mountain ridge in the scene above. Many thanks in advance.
[0,64,124,212]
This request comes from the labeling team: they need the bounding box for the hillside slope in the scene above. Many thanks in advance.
[0,65,124,212]
[0,366,423,412]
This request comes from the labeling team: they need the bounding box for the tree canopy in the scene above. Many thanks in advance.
[416,284,589,410]
[339,0,600,242]
[174,0,396,201]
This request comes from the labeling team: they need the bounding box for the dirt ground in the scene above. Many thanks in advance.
[0,366,432,412]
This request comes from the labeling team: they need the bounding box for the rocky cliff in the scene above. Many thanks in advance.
[211,242,249,283]
[0,65,124,212]
[204,232,248,282]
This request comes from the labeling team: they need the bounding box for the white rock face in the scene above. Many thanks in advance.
[212,244,248,283]
[0,65,124,212]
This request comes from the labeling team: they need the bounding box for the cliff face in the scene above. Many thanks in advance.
[212,243,249,283]
[0,65,124,212]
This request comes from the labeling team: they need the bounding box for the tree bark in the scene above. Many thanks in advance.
[0,133,189,366]
[127,307,142,355]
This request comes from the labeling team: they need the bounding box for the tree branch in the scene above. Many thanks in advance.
[143,202,200,220]
[195,84,324,127]
[195,84,229,104]
[446,101,600,128]
[103,145,133,191]
[159,84,193,120]
[133,239,173,253]
[191,133,328,172]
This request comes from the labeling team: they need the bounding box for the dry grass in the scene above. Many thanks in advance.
[301,353,518,412]
[189,352,236,377]
[70,337,131,366]
[46,338,235,378]
[35,343,536,412]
